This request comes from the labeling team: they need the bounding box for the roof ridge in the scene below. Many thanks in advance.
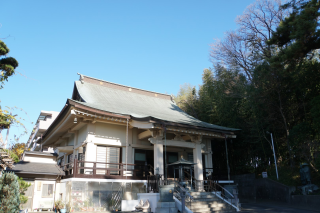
[77,73,172,98]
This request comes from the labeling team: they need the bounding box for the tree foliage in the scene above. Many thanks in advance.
[0,39,28,150]
[0,172,20,212]
[18,177,31,205]
[11,143,27,160]
[0,40,18,89]
[177,0,320,178]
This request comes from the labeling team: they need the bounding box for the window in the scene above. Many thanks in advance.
[168,155,178,163]
[68,154,73,163]
[42,184,54,198]
[135,152,146,161]
[96,146,120,175]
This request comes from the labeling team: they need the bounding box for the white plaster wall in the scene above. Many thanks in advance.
[78,125,87,144]
[95,123,126,146]
[85,142,97,173]
[132,128,150,146]
[122,146,134,166]
[93,137,122,146]
[67,135,74,146]
[55,182,67,204]
[32,180,56,210]
[24,155,56,164]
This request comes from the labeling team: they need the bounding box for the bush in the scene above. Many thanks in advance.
[0,172,20,212]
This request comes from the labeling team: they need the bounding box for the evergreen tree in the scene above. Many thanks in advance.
[0,40,18,89]
[0,172,20,212]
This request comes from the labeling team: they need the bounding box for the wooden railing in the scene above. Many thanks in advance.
[60,159,152,180]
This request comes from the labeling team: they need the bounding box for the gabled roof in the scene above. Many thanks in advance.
[73,75,239,132]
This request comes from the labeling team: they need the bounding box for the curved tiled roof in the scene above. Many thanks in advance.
[73,75,239,132]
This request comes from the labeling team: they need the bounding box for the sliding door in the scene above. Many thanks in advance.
[96,146,120,175]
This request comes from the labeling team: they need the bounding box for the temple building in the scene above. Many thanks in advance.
[14,74,240,212]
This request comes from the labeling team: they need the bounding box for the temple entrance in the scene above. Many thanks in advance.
[164,152,178,178]
[134,149,154,176]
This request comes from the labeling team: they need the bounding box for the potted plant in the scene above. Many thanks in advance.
[54,199,66,213]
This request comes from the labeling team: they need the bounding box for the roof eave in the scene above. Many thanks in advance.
[131,116,239,134]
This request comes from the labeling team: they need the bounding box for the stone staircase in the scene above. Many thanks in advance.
[188,192,237,213]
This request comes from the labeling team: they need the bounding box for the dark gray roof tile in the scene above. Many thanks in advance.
[8,161,65,176]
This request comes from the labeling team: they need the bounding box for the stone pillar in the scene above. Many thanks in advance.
[206,140,213,174]
[148,130,164,177]
[85,142,96,174]
[127,128,133,164]
[191,135,204,191]
[154,143,164,176]
[73,131,79,159]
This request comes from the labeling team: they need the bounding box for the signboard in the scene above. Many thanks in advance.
[262,172,268,178]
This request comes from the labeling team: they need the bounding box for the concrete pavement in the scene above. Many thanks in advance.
[241,202,320,213]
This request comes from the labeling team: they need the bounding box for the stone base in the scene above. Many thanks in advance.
[155,201,178,213]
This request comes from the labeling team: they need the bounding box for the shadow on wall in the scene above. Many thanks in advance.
[231,173,256,203]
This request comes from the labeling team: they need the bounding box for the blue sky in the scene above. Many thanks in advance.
[0,0,255,145]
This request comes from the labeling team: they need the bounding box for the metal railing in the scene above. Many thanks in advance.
[173,181,193,213]
[147,174,161,193]
[193,180,240,211]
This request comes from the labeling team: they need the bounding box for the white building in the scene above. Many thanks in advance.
[9,151,64,211]
[26,111,59,152]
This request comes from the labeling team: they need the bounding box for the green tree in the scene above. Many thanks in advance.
[11,143,27,160]
[0,172,20,212]
[266,0,320,170]
[18,177,31,207]
[0,40,18,88]
[0,39,28,150]
[174,83,199,119]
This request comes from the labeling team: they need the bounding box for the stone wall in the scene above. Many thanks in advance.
[290,195,320,212]
[231,174,320,211]
[232,173,256,203]
[255,178,295,203]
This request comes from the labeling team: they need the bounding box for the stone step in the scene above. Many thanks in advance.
[191,194,217,199]
[189,204,228,209]
[189,203,235,209]
[189,200,227,206]
[192,198,221,202]
[193,210,237,213]
[191,206,236,212]
[190,192,213,196]
[187,191,238,213]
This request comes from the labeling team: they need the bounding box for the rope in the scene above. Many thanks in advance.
[164,125,167,182]
[225,135,230,183]
[126,118,129,179]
